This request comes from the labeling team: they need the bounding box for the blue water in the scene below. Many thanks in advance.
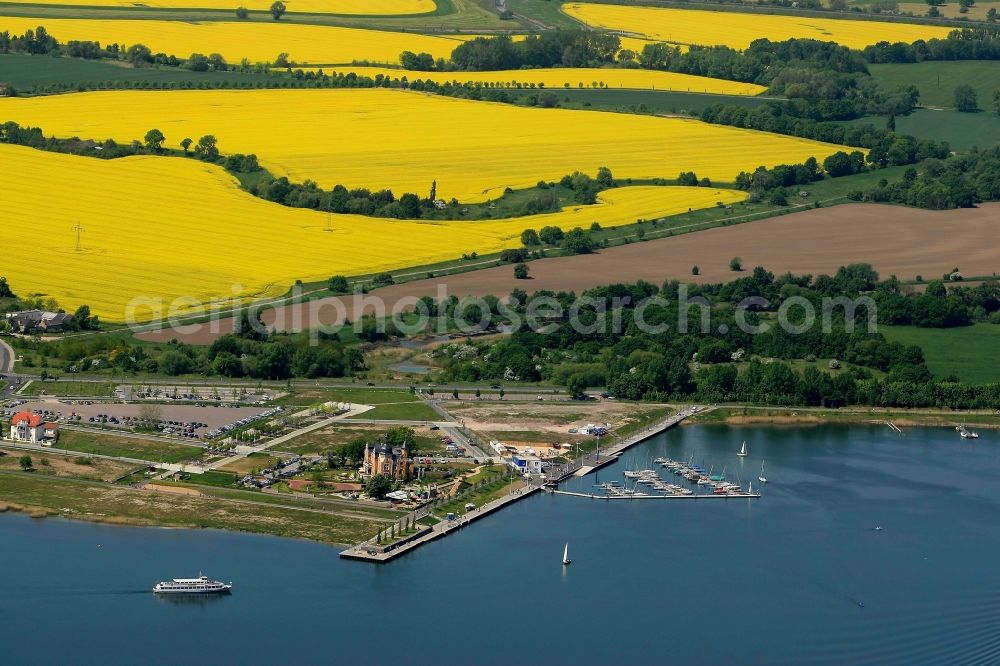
[3,424,999,665]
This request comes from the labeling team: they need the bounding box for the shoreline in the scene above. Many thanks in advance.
[0,500,352,548]
[3,415,995,545]
[687,406,1000,429]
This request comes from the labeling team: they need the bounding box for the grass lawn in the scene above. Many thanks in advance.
[870,61,1000,110]
[362,401,441,421]
[21,380,116,397]
[280,386,420,406]
[53,429,203,463]
[882,323,1000,385]
[0,471,386,544]
[178,470,240,488]
[436,474,520,516]
[216,452,280,475]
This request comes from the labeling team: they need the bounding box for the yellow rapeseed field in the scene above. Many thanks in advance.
[0,16,471,65]
[1,0,436,13]
[562,3,952,50]
[321,66,767,95]
[0,89,848,203]
[0,144,746,320]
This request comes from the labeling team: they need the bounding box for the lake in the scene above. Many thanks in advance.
[3,423,998,665]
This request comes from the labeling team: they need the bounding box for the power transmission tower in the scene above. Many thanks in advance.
[73,222,85,252]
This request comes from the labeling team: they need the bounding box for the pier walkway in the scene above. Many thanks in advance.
[341,485,541,563]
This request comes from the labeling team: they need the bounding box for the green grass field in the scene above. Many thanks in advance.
[0,53,284,92]
[21,380,116,397]
[553,88,772,114]
[362,401,441,421]
[871,62,1000,110]
[54,429,203,463]
[896,109,1000,151]
[882,323,1000,385]
[843,108,1000,151]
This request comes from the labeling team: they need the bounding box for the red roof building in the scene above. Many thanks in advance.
[10,411,55,444]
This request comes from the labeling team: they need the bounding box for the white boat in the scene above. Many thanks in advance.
[562,544,571,566]
[960,430,979,439]
[153,573,231,594]
[737,441,748,457]
[758,461,768,484]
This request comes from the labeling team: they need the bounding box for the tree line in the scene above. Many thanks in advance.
[401,31,622,72]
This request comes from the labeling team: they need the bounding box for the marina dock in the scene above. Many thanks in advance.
[549,406,705,483]
[551,490,761,500]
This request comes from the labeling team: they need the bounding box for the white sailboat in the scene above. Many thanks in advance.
[758,461,768,484]
[562,543,572,566]
[737,440,748,457]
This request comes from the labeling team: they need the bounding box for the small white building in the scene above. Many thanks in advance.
[511,454,543,475]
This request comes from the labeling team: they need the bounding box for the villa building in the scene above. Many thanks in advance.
[362,440,414,481]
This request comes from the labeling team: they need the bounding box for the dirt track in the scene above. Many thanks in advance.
[139,203,1000,344]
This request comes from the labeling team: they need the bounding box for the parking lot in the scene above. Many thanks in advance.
[10,400,269,435]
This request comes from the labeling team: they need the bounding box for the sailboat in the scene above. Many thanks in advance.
[562,543,571,566]
[737,440,748,457]
[758,461,768,484]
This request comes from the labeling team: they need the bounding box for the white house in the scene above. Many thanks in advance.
[10,412,56,444]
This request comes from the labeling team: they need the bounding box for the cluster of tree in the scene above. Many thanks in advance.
[847,146,1000,208]
[16,311,361,378]
[637,39,868,86]
[433,266,1000,409]
[441,31,622,71]
[863,27,1000,64]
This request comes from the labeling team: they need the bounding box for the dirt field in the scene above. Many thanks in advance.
[449,401,670,447]
[18,399,266,432]
[0,448,137,482]
[138,203,1000,344]
[216,454,280,475]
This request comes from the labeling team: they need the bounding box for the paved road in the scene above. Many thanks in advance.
[0,339,14,374]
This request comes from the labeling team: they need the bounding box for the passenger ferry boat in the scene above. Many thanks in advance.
[153,573,232,595]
